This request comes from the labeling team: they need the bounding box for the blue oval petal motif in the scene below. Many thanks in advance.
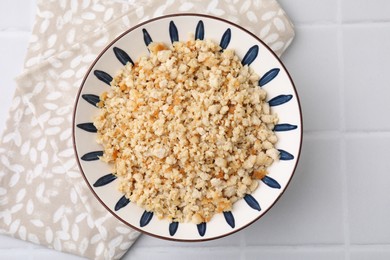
[142,28,153,47]
[114,195,130,211]
[278,149,294,160]
[259,68,280,87]
[94,70,112,86]
[244,194,261,211]
[223,211,235,228]
[82,94,99,107]
[274,124,298,132]
[76,122,97,133]
[195,20,204,40]
[140,211,154,227]
[81,151,103,161]
[261,176,281,189]
[197,222,206,237]
[169,222,179,236]
[219,28,231,50]
[169,21,179,43]
[242,45,259,66]
[113,47,134,65]
[93,173,117,187]
[269,95,293,107]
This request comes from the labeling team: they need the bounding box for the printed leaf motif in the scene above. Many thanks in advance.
[94,70,112,86]
[2,211,11,226]
[91,233,102,244]
[140,211,153,227]
[9,173,21,188]
[268,94,293,107]
[262,175,281,189]
[82,94,100,107]
[18,225,26,240]
[70,188,78,204]
[28,233,40,244]
[115,195,130,211]
[93,173,117,187]
[53,205,65,223]
[274,123,297,132]
[169,222,179,236]
[273,17,286,32]
[195,20,204,40]
[31,219,45,227]
[78,237,89,255]
[219,28,231,50]
[242,45,259,66]
[15,188,26,203]
[72,224,80,241]
[240,0,251,14]
[223,211,235,228]
[247,11,258,23]
[142,28,153,47]
[26,199,33,215]
[9,219,21,234]
[45,227,53,244]
[76,122,97,133]
[259,68,280,86]
[244,194,261,211]
[169,21,179,43]
[108,235,123,249]
[197,222,207,237]
[11,203,23,214]
[80,151,103,161]
[207,0,224,15]
[113,47,134,65]
[278,149,294,160]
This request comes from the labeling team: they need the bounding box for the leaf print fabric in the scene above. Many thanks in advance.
[0,0,294,259]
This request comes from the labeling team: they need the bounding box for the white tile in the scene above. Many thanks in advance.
[30,249,86,260]
[346,136,390,244]
[351,248,390,260]
[278,0,338,24]
[0,0,36,31]
[0,32,30,135]
[0,235,33,249]
[123,247,240,260]
[0,250,33,260]
[246,248,345,260]
[342,0,390,22]
[282,26,340,131]
[244,137,344,245]
[0,237,84,259]
[132,229,241,248]
[343,25,390,131]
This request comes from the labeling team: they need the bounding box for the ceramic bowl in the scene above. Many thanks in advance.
[73,13,302,241]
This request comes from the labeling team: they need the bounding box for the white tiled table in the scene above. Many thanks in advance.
[1,1,390,259]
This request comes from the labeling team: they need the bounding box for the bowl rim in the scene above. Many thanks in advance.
[72,13,303,242]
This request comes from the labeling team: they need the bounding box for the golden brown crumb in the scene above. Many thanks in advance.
[94,38,279,224]
[252,169,268,180]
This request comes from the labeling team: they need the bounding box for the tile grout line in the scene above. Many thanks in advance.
[14,243,390,252]
[290,20,390,29]
[294,20,390,27]
[239,231,245,260]
[126,243,390,252]
[303,130,390,140]
[336,1,350,260]
[341,19,390,26]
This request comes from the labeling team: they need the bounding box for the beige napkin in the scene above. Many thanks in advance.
[0,0,295,259]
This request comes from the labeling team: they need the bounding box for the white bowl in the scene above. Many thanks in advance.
[72,13,302,241]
